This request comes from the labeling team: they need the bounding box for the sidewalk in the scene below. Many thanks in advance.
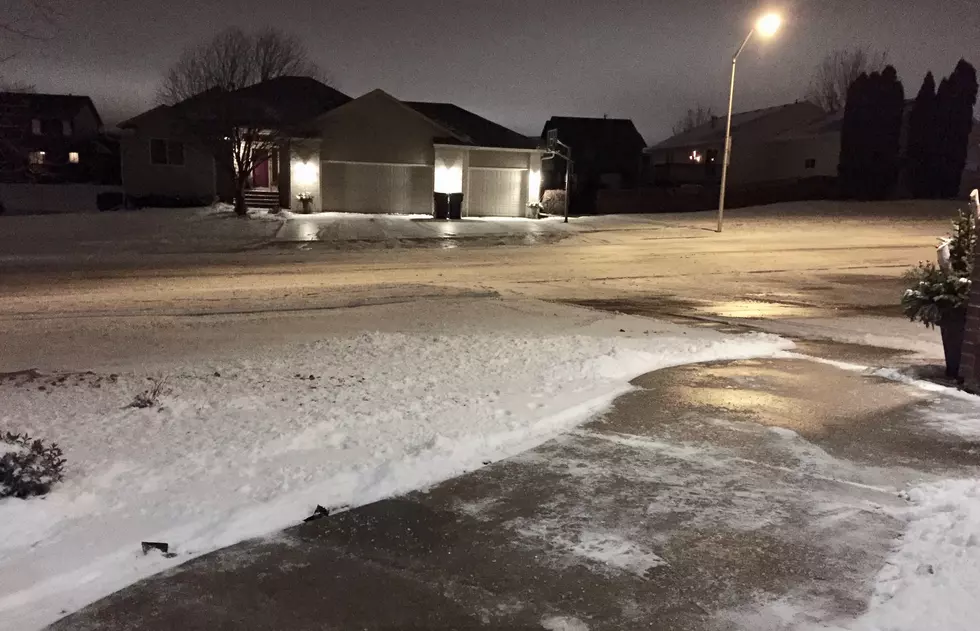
[51,352,980,631]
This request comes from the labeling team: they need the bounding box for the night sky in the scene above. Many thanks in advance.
[4,0,978,143]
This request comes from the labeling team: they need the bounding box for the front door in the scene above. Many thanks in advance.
[251,159,270,188]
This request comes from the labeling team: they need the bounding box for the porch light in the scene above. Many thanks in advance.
[435,164,463,194]
[294,160,318,187]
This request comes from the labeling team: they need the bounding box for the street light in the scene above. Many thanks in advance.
[717,12,782,233]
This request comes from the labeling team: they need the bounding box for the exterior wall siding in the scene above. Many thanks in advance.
[120,113,216,201]
[318,92,443,166]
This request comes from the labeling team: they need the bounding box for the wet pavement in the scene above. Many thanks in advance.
[51,356,980,631]
[274,214,580,248]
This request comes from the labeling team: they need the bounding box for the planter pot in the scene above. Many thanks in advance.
[940,307,968,379]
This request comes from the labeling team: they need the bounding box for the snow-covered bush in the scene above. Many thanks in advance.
[902,207,976,327]
[541,189,566,215]
[1,432,66,499]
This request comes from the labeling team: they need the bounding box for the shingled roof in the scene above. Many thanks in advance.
[119,77,350,131]
[406,101,537,150]
[541,116,647,155]
[651,102,824,150]
[0,92,103,128]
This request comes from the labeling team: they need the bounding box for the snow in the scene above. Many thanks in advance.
[541,615,590,631]
[921,408,980,439]
[0,322,791,630]
[825,479,980,631]
[741,316,945,360]
[568,532,667,576]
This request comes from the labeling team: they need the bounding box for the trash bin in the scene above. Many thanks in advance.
[433,192,450,219]
[448,193,464,220]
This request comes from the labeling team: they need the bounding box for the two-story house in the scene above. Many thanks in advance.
[0,92,116,184]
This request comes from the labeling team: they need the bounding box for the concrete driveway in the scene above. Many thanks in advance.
[274,212,581,247]
[50,351,980,630]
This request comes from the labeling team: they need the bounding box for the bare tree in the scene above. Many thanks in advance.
[672,104,715,135]
[159,27,320,105]
[806,47,888,114]
[159,27,322,216]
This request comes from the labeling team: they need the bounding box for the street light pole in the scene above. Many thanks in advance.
[716,13,782,233]
[717,29,754,234]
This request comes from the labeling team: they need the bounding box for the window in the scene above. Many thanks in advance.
[167,141,185,166]
[805,158,817,169]
[28,151,45,165]
[69,151,80,164]
[151,139,185,166]
[62,120,73,137]
[31,119,41,135]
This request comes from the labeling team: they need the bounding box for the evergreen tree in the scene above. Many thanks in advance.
[839,66,905,200]
[839,72,870,198]
[875,66,905,199]
[935,60,978,198]
[907,72,937,198]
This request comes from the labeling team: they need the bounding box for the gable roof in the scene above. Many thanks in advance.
[405,101,537,150]
[230,76,351,127]
[651,102,825,151]
[119,77,350,130]
[541,116,647,152]
[0,92,103,128]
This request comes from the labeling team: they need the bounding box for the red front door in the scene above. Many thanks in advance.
[252,159,270,188]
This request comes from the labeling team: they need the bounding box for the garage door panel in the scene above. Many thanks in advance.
[322,162,433,214]
[467,169,527,217]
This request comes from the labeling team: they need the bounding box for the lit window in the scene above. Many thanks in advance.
[69,151,80,164]
[29,151,45,165]
[31,119,41,135]
[805,158,816,169]
[689,150,703,164]
[62,120,73,137]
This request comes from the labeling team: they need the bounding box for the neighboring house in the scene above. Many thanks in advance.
[646,102,826,187]
[539,116,646,211]
[0,92,117,184]
[119,77,543,216]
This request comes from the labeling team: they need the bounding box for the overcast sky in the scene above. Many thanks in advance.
[3,0,977,143]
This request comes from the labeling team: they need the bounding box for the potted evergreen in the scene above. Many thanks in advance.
[902,195,977,378]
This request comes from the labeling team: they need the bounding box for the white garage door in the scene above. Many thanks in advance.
[321,162,434,214]
[467,168,527,217]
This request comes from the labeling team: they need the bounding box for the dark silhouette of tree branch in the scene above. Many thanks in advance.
[807,47,888,114]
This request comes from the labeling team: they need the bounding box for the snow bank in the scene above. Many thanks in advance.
[0,329,791,630]
[839,479,980,631]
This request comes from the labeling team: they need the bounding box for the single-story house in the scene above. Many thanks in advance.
[118,77,543,217]
[645,102,827,187]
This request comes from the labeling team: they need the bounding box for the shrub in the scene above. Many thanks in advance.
[1,432,66,499]
[541,189,566,215]
[902,208,976,327]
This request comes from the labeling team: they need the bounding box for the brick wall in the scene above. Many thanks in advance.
[961,251,980,391]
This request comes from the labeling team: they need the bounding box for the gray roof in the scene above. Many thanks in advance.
[651,102,824,150]
[405,101,537,150]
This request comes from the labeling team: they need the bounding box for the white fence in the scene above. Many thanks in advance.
[0,184,122,215]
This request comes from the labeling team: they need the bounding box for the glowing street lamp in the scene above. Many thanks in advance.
[717,12,782,233]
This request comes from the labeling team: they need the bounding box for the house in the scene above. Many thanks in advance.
[119,77,543,216]
[539,116,646,212]
[0,92,117,184]
[646,102,826,187]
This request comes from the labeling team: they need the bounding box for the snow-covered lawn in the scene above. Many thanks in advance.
[0,316,791,630]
